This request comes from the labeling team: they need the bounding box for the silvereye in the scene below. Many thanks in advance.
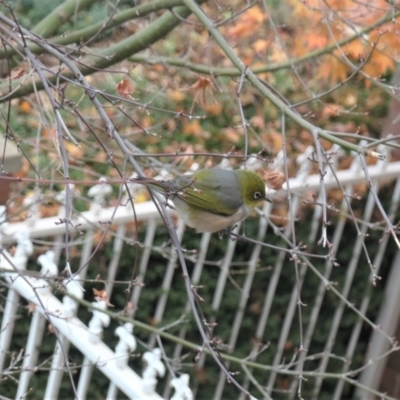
[136,168,269,233]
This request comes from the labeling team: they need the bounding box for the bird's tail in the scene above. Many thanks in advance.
[129,176,167,194]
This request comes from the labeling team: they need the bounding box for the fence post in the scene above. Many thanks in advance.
[0,225,33,374]
[15,250,58,399]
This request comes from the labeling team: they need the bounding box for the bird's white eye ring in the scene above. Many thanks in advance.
[254,191,262,199]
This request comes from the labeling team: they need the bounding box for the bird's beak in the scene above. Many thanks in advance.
[264,195,272,203]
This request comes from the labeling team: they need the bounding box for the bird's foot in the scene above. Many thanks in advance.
[218,225,238,240]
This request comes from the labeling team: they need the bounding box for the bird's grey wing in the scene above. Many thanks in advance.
[173,171,243,216]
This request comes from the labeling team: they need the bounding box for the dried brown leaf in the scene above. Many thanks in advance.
[26,303,36,314]
[116,78,135,99]
[257,169,286,190]
[9,63,27,80]
[181,76,217,113]
[93,288,114,307]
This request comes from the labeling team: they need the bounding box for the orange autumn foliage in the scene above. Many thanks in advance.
[227,6,267,39]
[231,0,400,86]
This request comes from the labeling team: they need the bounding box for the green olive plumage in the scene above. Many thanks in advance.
[137,168,268,233]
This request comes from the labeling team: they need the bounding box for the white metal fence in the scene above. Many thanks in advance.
[1,146,400,399]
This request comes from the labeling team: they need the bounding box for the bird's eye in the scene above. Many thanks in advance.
[254,191,262,199]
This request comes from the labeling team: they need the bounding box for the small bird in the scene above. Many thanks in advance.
[135,168,270,233]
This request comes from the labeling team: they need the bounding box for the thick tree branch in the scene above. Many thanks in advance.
[32,0,97,37]
[0,0,185,60]
[0,2,204,99]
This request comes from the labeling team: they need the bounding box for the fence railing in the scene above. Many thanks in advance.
[1,146,400,399]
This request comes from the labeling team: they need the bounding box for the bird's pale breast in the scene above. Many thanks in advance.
[172,197,250,232]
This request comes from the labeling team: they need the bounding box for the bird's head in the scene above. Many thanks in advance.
[236,169,270,209]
